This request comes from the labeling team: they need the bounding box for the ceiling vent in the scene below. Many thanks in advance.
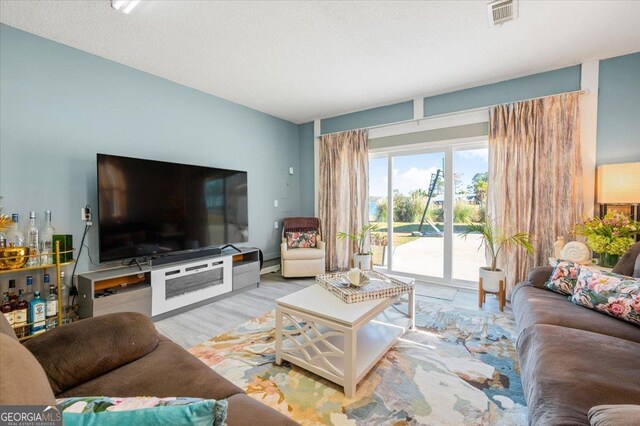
[487,0,517,26]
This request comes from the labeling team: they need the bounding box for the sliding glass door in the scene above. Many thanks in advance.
[369,141,488,287]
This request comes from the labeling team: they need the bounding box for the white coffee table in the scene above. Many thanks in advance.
[275,276,415,397]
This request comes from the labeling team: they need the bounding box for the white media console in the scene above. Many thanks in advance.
[77,247,260,320]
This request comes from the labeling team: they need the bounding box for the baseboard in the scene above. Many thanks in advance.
[260,264,281,275]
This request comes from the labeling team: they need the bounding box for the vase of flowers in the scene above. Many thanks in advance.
[573,212,640,268]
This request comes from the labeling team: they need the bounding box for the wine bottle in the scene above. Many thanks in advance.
[1,293,13,328]
[30,290,46,335]
[26,212,39,267]
[46,284,58,330]
[40,211,56,265]
[5,214,25,246]
[14,290,29,338]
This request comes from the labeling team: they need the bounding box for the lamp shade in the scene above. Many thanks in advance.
[596,162,640,204]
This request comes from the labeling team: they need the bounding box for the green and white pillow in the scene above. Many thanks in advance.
[57,396,227,426]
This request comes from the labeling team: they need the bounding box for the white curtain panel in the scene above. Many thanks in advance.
[489,93,583,296]
[318,129,369,271]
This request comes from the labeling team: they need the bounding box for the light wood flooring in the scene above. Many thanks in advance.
[154,272,508,349]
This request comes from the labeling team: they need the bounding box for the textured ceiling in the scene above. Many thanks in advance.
[1,1,640,123]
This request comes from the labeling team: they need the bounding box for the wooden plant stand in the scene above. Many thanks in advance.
[479,277,506,312]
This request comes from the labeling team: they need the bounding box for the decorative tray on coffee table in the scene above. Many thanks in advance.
[316,270,414,304]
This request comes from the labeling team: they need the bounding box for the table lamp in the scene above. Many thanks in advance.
[596,162,640,219]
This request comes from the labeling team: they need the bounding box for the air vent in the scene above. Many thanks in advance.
[488,0,517,26]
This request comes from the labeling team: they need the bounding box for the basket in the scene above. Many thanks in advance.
[316,270,414,304]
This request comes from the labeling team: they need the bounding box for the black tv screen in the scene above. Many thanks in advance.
[97,154,248,262]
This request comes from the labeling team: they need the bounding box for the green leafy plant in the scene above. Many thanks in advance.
[459,216,534,271]
[337,223,380,255]
[573,211,639,256]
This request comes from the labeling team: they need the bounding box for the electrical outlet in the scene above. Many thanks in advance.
[81,205,92,221]
[274,221,279,229]
[274,200,278,208]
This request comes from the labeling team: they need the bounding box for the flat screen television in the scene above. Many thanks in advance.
[97,154,248,262]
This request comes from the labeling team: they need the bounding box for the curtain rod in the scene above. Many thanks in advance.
[317,88,590,138]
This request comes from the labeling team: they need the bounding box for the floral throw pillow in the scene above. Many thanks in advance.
[571,268,640,326]
[544,260,582,295]
[286,231,317,248]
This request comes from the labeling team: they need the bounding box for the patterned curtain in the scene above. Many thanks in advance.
[319,129,369,271]
[488,93,582,296]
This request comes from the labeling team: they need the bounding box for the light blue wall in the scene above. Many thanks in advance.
[0,24,300,272]
[596,52,640,165]
[423,66,581,116]
[320,101,413,135]
[298,122,315,217]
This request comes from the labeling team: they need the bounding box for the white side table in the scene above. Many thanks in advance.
[275,277,415,398]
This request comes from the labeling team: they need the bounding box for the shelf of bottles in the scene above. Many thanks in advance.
[1,241,74,342]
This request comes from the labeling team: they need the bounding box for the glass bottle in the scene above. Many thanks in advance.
[40,211,55,265]
[46,284,58,330]
[30,290,46,335]
[14,290,29,338]
[6,214,25,246]
[26,212,39,267]
[8,279,18,308]
[1,293,14,328]
[25,276,34,301]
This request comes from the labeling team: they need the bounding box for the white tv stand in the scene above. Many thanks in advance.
[77,247,261,320]
[151,255,232,317]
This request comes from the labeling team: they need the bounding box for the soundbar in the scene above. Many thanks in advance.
[149,247,223,267]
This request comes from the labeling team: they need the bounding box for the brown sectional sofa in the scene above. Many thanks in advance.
[0,312,298,426]
[512,245,640,425]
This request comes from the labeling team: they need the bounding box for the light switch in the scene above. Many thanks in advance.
[289,167,294,175]
[274,221,279,229]
[274,200,278,208]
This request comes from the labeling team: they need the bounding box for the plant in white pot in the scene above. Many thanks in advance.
[460,217,534,304]
[337,223,379,271]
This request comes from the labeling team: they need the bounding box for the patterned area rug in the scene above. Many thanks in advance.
[189,302,527,425]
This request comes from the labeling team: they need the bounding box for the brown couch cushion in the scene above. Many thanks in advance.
[512,284,640,344]
[525,266,555,288]
[635,254,640,278]
[226,394,299,426]
[0,334,56,405]
[612,241,640,277]
[589,405,640,426]
[25,312,159,394]
[57,337,244,400]
[518,324,640,426]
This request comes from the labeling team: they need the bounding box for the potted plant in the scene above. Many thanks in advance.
[573,211,639,268]
[460,217,534,292]
[337,223,379,270]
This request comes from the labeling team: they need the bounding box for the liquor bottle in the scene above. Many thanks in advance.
[1,293,14,328]
[8,279,18,308]
[26,212,40,267]
[46,284,58,330]
[30,290,46,335]
[25,276,34,301]
[14,290,29,338]
[5,214,25,246]
[0,232,6,248]
[40,211,56,265]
